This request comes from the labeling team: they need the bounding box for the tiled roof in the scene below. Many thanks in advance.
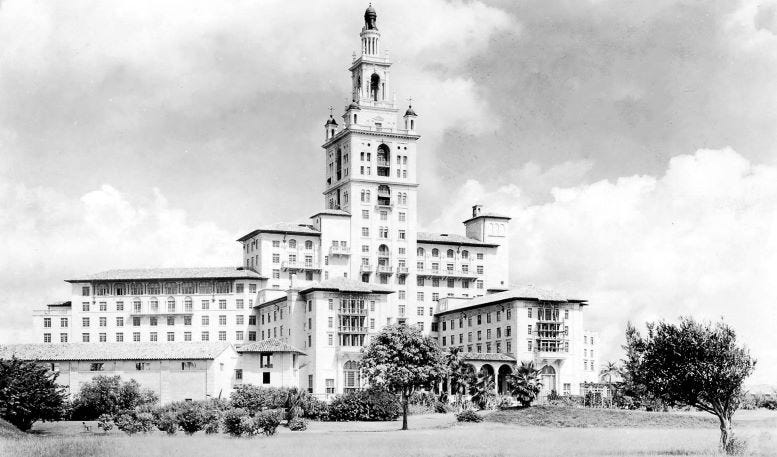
[66,267,265,283]
[237,223,320,241]
[236,338,306,355]
[436,285,587,315]
[417,232,499,247]
[463,212,512,224]
[310,209,351,218]
[0,342,233,361]
[299,278,394,294]
[46,301,72,307]
[461,352,516,362]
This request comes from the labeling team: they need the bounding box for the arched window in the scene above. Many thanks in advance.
[167,297,176,313]
[366,190,371,202]
[344,360,361,392]
[432,248,439,257]
[447,249,454,258]
[378,244,390,258]
[305,240,313,250]
[417,247,425,256]
[336,148,343,180]
[353,113,358,124]
[370,73,380,101]
[377,184,391,206]
[461,250,469,259]
[184,297,193,312]
[288,239,297,249]
[150,298,159,312]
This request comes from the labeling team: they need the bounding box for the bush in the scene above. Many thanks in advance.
[497,396,514,409]
[724,436,748,455]
[71,376,158,420]
[223,408,250,437]
[114,410,154,435]
[301,396,329,420]
[456,409,482,422]
[288,417,307,431]
[0,357,67,431]
[327,389,400,421]
[155,412,178,435]
[96,414,114,432]
[176,403,208,435]
[230,385,288,411]
[254,409,283,436]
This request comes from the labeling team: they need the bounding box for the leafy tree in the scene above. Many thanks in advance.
[71,375,158,420]
[360,324,448,430]
[508,361,543,408]
[444,347,476,410]
[0,357,67,431]
[469,369,496,410]
[624,318,755,450]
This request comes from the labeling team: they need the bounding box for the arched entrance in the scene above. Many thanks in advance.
[539,365,557,396]
[497,365,513,395]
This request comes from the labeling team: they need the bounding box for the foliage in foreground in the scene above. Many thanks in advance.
[0,357,67,431]
[624,317,755,452]
[508,361,543,408]
[328,389,401,421]
[360,324,448,430]
[222,408,283,437]
[71,375,158,420]
[456,409,483,422]
[229,385,327,420]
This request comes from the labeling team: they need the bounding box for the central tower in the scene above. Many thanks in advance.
[320,5,420,321]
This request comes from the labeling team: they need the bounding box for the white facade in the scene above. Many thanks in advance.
[29,6,599,400]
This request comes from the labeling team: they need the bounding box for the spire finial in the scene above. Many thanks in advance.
[328,105,334,117]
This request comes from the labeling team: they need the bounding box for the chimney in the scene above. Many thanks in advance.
[472,204,483,217]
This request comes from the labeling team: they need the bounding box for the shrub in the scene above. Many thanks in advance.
[759,398,777,410]
[0,357,67,431]
[497,396,514,409]
[176,403,208,435]
[724,436,748,455]
[230,385,288,411]
[288,417,307,431]
[456,409,482,422]
[114,410,154,435]
[202,404,222,434]
[301,396,329,420]
[96,414,114,432]
[254,409,283,436]
[155,412,178,435]
[223,408,249,437]
[71,376,158,420]
[327,389,400,421]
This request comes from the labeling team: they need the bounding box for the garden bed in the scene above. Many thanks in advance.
[485,406,719,428]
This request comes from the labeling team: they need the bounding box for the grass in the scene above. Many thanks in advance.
[1,409,776,457]
[485,406,720,428]
[0,418,24,439]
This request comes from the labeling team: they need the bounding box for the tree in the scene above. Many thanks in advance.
[360,324,448,430]
[469,369,496,410]
[444,347,476,410]
[624,318,755,450]
[508,361,543,408]
[600,361,620,383]
[0,357,67,431]
[71,375,158,420]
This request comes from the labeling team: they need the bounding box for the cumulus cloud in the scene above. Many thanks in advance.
[0,184,239,343]
[430,148,777,384]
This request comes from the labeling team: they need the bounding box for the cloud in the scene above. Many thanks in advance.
[0,184,239,343]
[432,148,777,384]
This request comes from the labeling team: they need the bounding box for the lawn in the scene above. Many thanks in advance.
[2,409,776,457]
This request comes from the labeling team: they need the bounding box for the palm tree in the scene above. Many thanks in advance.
[445,348,475,410]
[508,361,543,408]
[600,361,621,384]
[469,369,496,410]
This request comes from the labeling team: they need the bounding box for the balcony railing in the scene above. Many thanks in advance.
[281,261,321,271]
[329,245,351,256]
[359,264,373,273]
[376,265,393,275]
[338,326,368,333]
[377,159,390,167]
[338,307,367,315]
[396,266,409,275]
[416,268,478,278]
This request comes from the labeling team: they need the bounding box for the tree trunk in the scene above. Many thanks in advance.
[401,391,409,430]
[717,413,732,450]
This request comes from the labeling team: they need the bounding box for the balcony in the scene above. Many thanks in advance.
[396,266,409,275]
[281,261,321,271]
[376,265,393,275]
[329,245,351,256]
[338,326,368,333]
[338,307,367,315]
[377,159,390,167]
[359,264,373,274]
[416,268,478,279]
[128,310,194,316]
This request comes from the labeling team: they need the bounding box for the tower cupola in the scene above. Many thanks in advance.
[403,104,417,132]
[325,114,338,141]
[360,4,381,56]
[344,101,361,128]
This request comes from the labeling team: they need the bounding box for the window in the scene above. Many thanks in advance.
[99,317,107,327]
[43,318,51,328]
[133,332,140,342]
[43,333,51,343]
[248,331,256,341]
[116,301,124,311]
[60,333,68,342]
[219,300,227,310]
[362,209,369,219]
[260,353,273,368]
[398,230,406,239]
[417,292,424,301]
[99,302,107,311]
[219,315,227,325]
[61,317,68,327]
[82,302,90,312]
[82,333,90,342]
[116,317,124,327]
[417,306,424,316]
[167,316,175,326]
[361,227,369,237]
[181,361,197,370]
[219,331,227,341]
[506,325,512,336]
[90,363,104,372]
[343,360,360,392]
[527,340,533,351]
[82,286,90,296]
[116,332,124,342]
[272,253,280,263]
[135,363,151,371]
[166,332,174,341]
[82,317,90,327]
[150,317,158,326]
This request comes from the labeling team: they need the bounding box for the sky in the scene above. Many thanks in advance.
[1,0,776,385]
